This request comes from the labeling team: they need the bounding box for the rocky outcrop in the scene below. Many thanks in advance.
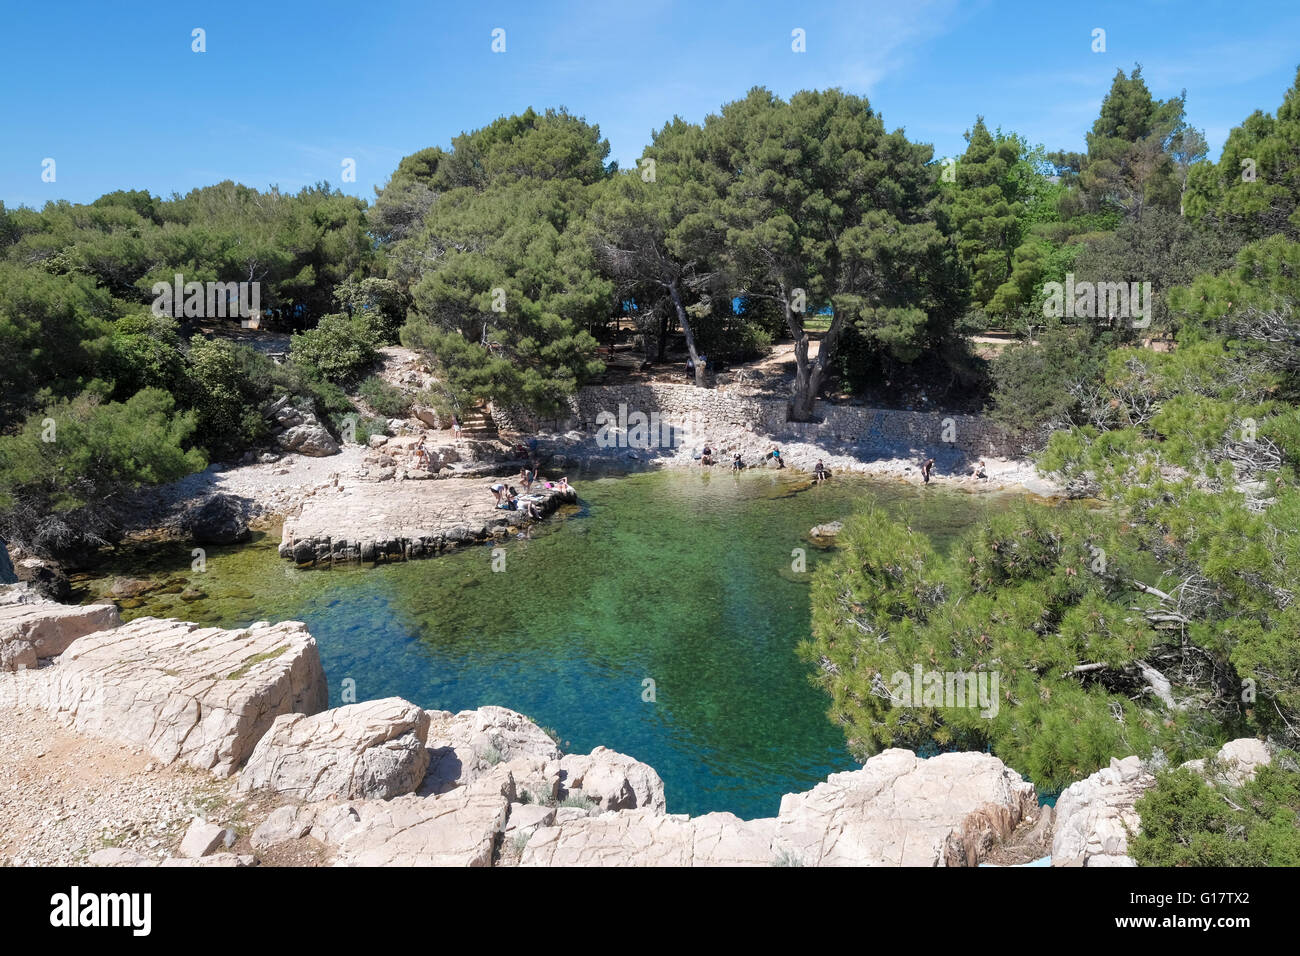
[265,396,339,458]
[51,617,328,775]
[521,748,1034,867]
[315,772,513,867]
[0,589,120,671]
[239,697,431,801]
[183,493,251,545]
[809,521,843,539]
[558,746,666,813]
[1051,739,1273,867]
[422,705,560,795]
[521,810,781,866]
[776,749,1036,866]
[1051,756,1153,867]
[1180,737,1271,788]
[278,479,577,567]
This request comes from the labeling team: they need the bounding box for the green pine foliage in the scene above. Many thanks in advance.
[1131,754,1300,866]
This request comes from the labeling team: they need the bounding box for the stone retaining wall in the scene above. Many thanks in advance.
[497,384,1017,459]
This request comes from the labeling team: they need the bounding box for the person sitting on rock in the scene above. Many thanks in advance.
[971,459,987,480]
[558,477,570,493]
[814,460,827,484]
[770,447,785,469]
[732,453,743,472]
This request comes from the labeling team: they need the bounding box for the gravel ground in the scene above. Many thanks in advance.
[0,669,324,867]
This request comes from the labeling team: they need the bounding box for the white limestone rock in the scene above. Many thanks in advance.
[239,697,431,801]
[179,818,236,859]
[421,705,560,795]
[0,597,120,672]
[558,746,667,813]
[251,805,317,849]
[51,617,328,776]
[318,773,513,867]
[774,749,1036,866]
[1051,756,1154,867]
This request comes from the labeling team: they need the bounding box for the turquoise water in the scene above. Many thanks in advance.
[77,470,1010,818]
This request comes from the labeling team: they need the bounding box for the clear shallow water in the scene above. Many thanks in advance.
[77,470,1010,818]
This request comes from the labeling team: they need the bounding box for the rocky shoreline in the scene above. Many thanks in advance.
[92,387,1061,573]
[0,591,1270,867]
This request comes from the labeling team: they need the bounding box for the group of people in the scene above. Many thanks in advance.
[697,445,786,471]
[488,474,570,519]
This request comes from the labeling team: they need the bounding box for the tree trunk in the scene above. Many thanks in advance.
[668,279,706,386]
[0,535,15,584]
[787,296,847,421]
[656,312,668,363]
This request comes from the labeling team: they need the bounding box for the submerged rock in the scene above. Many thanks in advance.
[809,521,844,539]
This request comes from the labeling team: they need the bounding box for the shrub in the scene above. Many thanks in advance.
[358,375,412,418]
[0,388,206,557]
[290,313,380,386]
[1131,753,1300,866]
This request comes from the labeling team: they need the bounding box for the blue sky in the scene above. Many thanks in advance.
[2,0,1298,209]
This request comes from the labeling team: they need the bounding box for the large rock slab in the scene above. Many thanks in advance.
[774,749,1037,866]
[239,697,431,801]
[51,617,328,776]
[314,773,513,867]
[521,810,781,867]
[559,746,666,813]
[421,705,560,795]
[278,478,577,567]
[0,592,120,671]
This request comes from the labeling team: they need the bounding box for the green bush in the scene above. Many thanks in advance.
[184,338,274,457]
[0,388,206,557]
[989,324,1104,436]
[290,313,380,386]
[358,375,412,418]
[1131,753,1300,866]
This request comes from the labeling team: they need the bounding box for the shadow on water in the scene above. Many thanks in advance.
[75,470,1014,818]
